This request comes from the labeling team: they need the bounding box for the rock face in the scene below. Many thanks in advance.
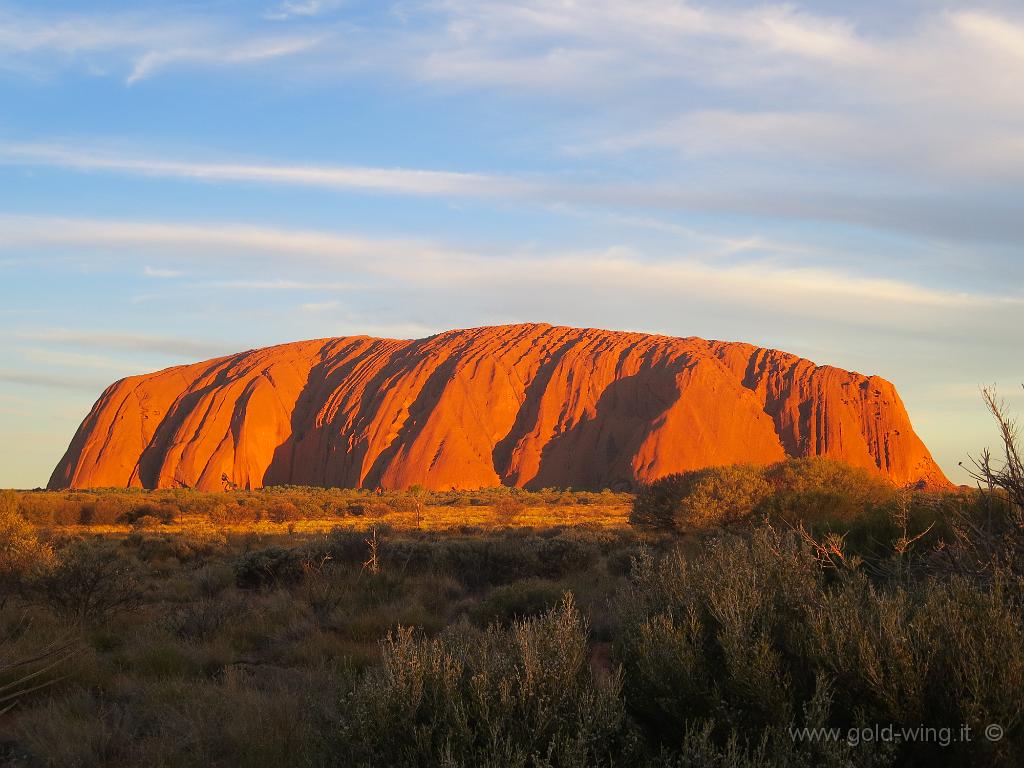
[49,324,949,491]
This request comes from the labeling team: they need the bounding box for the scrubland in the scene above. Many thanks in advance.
[1,452,1022,767]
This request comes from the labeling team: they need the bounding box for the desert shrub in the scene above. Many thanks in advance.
[268,502,301,525]
[78,495,133,526]
[75,503,97,526]
[14,667,337,768]
[612,528,1024,766]
[631,465,770,532]
[632,474,701,530]
[631,459,906,535]
[124,532,211,565]
[325,528,372,566]
[385,493,420,514]
[493,494,526,525]
[117,502,178,526]
[296,559,350,626]
[0,491,54,592]
[194,563,235,597]
[18,494,83,526]
[535,533,601,578]
[963,385,1024,513]
[167,596,247,642]
[346,500,392,518]
[31,541,143,623]
[439,537,542,589]
[341,595,624,766]
[209,503,255,526]
[605,544,646,577]
[469,579,565,626]
[234,547,304,589]
[380,537,437,574]
[0,622,75,716]
[761,458,896,528]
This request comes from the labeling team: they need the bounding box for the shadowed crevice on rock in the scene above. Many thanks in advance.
[491,336,579,485]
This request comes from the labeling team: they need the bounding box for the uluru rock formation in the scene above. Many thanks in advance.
[49,324,949,491]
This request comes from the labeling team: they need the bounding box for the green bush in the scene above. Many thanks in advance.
[631,464,770,532]
[234,547,304,589]
[536,533,601,578]
[469,579,565,626]
[117,502,178,526]
[632,459,904,535]
[761,458,896,527]
[612,529,1024,766]
[439,537,542,589]
[341,595,625,766]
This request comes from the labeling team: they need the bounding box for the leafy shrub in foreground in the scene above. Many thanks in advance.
[612,529,1024,767]
[631,464,770,532]
[761,458,896,527]
[342,595,625,767]
[631,458,905,534]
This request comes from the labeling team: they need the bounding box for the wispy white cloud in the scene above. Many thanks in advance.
[0,214,1014,316]
[953,12,1024,62]
[143,266,184,278]
[0,143,533,198]
[300,300,341,313]
[7,327,233,358]
[0,214,455,277]
[0,6,322,83]
[211,279,354,291]
[8,142,1024,247]
[0,369,111,392]
[398,3,1024,187]
[406,0,872,91]
[126,34,322,84]
[593,111,861,158]
[265,0,345,22]
[19,347,139,372]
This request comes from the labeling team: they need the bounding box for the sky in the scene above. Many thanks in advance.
[1,0,1022,488]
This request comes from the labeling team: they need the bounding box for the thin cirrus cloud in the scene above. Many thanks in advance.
[126,35,323,85]
[0,5,323,84]
[264,1,345,22]
[405,0,871,91]
[0,143,532,198]
[7,142,1024,249]
[211,279,355,291]
[143,266,184,278]
[19,347,146,372]
[8,328,234,359]
[0,369,113,392]
[0,213,1014,316]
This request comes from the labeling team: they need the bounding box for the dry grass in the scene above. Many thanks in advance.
[52,502,629,538]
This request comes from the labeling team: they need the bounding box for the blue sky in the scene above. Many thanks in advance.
[1,0,1022,488]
